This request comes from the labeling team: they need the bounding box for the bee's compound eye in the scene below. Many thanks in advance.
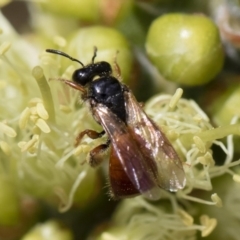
[72,69,90,86]
[97,62,112,76]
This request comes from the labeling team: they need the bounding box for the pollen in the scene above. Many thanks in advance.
[35,118,51,133]
[19,107,31,129]
[30,106,37,115]
[200,215,217,237]
[177,209,194,226]
[198,152,215,167]
[233,174,240,183]
[53,36,66,48]
[0,122,17,137]
[0,140,11,155]
[19,134,39,152]
[0,41,11,55]
[193,136,206,153]
[193,114,203,122]
[211,193,223,208]
[168,88,183,110]
[59,105,72,113]
[28,98,43,106]
[36,102,49,120]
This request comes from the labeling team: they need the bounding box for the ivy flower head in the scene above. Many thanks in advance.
[0,12,100,214]
[1,8,240,239]
[96,89,240,239]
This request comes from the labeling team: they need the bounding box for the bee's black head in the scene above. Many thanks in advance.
[72,61,112,86]
[46,48,112,86]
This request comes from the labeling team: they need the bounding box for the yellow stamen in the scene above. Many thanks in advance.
[193,136,206,153]
[19,107,31,129]
[36,118,51,133]
[0,141,11,155]
[53,36,66,48]
[200,215,217,237]
[0,41,11,55]
[233,174,240,183]
[0,122,17,137]
[168,88,183,110]
[20,135,39,152]
[177,209,193,226]
[211,193,223,208]
[37,102,49,120]
[59,105,72,113]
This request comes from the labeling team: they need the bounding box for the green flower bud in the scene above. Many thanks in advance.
[39,0,133,25]
[0,178,20,225]
[21,221,73,240]
[40,0,99,22]
[146,13,224,86]
[209,84,240,125]
[65,26,133,82]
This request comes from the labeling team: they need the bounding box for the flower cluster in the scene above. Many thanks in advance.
[1,1,240,239]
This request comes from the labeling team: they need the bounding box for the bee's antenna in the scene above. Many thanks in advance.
[92,46,98,64]
[113,50,122,81]
[46,49,84,67]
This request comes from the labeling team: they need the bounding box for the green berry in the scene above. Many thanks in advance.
[146,13,224,86]
[66,26,133,82]
[40,0,99,22]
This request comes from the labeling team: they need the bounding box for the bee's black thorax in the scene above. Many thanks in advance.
[88,76,126,122]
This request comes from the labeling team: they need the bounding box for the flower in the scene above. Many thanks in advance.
[1,2,240,239]
[0,12,100,216]
[95,88,240,239]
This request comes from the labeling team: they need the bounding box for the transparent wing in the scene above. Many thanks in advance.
[124,91,186,191]
[93,103,161,200]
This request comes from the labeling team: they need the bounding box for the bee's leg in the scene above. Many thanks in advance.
[88,139,111,167]
[75,129,105,147]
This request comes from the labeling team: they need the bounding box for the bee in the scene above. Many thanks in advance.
[46,48,186,200]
